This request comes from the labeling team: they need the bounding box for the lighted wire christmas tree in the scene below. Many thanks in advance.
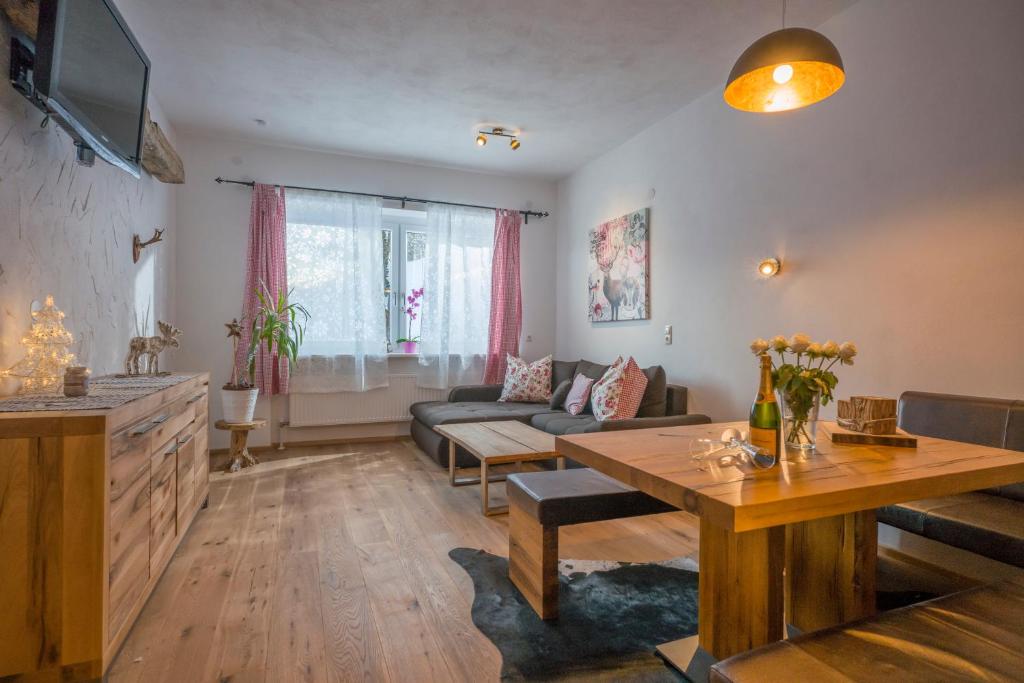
[0,295,76,394]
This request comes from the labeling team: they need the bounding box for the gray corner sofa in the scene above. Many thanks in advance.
[410,358,712,468]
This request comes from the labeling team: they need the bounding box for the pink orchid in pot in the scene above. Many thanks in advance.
[396,287,423,353]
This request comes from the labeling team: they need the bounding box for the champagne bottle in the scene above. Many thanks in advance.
[749,353,780,458]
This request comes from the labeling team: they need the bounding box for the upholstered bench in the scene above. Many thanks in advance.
[877,391,1024,568]
[709,575,1024,682]
[507,468,677,619]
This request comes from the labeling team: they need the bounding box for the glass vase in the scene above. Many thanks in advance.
[780,390,821,452]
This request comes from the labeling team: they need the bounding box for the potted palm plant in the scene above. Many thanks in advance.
[221,285,310,423]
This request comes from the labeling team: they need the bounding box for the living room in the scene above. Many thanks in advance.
[1,1,1022,682]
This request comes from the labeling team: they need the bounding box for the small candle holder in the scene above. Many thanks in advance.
[63,366,91,397]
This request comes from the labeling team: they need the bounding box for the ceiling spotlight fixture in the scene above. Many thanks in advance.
[758,257,782,277]
[475,126,522,151]
[724,0,844,113]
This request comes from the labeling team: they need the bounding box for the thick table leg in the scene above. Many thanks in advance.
[448,441,457,485]
[657,517,785,677]
[698,516,785,660]
[786,510,877,632]
[508,504,559,619]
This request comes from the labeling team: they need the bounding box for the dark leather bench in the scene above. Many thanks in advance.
[709,575,1024,682]
[506,468,677,619]
[877,391,1024,568]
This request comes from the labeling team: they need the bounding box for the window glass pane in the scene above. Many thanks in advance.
[382,228,392,346]
[403,230,427,340]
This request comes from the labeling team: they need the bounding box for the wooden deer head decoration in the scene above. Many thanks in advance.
[133,228,164,263]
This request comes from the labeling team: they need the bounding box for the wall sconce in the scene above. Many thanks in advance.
[758,257,781,277]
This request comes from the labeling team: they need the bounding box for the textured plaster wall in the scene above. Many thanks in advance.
[0,25,178,393]
[555,0,1024,422]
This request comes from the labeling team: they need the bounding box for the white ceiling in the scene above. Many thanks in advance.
[123,0,856,179]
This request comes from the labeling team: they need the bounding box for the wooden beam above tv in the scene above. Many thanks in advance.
[1,0,186,184]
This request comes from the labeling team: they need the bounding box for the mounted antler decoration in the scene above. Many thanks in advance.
[133,228,164,263]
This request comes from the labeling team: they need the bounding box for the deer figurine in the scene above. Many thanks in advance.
[125,321,182,375]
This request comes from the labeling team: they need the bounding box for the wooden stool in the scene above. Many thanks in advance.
[214,419,267,473]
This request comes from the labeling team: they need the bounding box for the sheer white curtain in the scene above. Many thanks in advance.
[417,204,495,389]
[286,189,389,392]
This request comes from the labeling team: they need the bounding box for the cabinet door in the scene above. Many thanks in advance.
[175,432,195,531]
[108,462,150,638]
[193,421,209,511]
[150,438,177,572]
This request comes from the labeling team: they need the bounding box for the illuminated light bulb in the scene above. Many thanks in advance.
[772,64,793,84]
[758,258,781,277]
[509,138,520,150]
[476,134,487,147]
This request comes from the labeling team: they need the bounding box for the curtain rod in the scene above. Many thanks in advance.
[214,177,549,224]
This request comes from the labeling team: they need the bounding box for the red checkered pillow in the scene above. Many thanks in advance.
[592,357,648,421]
[564,374,595,415]
[498,354,553,403]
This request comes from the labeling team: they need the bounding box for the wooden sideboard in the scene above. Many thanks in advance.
[0,372,210,681]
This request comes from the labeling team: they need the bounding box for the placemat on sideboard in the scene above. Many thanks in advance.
[0,374,196,412]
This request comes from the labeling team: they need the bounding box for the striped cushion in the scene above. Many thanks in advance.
[564,374,595,416]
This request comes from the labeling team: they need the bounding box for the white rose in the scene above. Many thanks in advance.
[838,341,858,362]
[750,338,769,355]
[822,340,840,358]
[770,335,789,353]
[789,333,812,354]
[806,342,824,358]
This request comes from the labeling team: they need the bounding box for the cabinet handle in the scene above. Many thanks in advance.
[131,421,158,436]
[178,433,194,446]
[186,394,204,405]
[164,442,179,457]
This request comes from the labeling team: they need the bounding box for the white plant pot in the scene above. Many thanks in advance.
[221,388,259,423]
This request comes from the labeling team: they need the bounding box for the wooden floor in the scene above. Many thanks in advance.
[108,438,700,683]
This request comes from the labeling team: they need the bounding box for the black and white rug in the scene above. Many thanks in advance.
[449,548,698,681]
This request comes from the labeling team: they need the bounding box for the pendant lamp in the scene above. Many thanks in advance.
[724,5,844,113]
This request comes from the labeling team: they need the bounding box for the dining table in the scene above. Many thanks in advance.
[555,420,1024,677]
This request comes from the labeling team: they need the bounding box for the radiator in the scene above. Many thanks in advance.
[287,374,446,427]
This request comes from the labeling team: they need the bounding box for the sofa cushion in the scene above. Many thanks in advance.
[878,492,1024,568]
[409,400,553,430]
[549,379,573,410]
[564,374,595,416]
[530,411,602,435]
[898,391,1016,449]
[551,360,578,392]
[499,354,552,403]
[575,359,610,381]
[636,365,668,418]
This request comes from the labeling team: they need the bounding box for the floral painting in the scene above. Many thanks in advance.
[588,208,649,322]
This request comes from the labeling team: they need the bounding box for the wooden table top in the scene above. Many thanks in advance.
[556,421,1024,532]
[434,421,558,464]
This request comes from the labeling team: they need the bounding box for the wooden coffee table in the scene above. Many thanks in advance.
[434,421,565,516]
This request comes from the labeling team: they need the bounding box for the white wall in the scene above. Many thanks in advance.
[555,0,1024,422]
[174,134,557,447]
[0,22,179,391]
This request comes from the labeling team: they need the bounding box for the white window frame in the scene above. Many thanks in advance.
[382,207,427,350]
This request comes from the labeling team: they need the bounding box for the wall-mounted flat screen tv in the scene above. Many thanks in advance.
[34,0,150,178]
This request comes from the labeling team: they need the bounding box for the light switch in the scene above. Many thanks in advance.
[664,324,673,345]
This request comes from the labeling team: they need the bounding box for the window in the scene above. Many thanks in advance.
[382,208,428,350]
[285,191,494,390]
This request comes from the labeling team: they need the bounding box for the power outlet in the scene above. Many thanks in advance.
[664,324,673,345]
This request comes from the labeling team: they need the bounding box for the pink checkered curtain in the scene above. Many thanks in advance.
[483,209,523,384]
[235,183,289,395]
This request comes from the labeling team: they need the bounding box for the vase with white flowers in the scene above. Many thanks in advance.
[750,334,858,451]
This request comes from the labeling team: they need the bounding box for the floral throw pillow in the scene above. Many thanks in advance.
[498,354,553,403]
[592,357,649,421]
[564,374,596,416]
